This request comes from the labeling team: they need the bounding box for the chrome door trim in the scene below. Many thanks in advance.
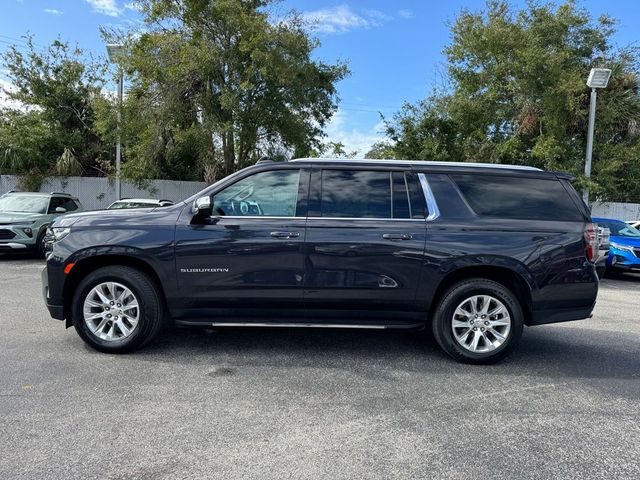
[417,173,441,221]
[210,322,387,329]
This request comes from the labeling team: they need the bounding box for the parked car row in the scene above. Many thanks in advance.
[0,191,173,256]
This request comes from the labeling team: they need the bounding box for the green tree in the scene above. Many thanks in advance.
[384,0,640,202]
[364,140,396,159]
[0,37,109,186]
[101,0,348,181]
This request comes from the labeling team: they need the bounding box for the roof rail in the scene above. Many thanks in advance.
[49,192,72,196]
[256,156,274,165]
[289,158,542,171]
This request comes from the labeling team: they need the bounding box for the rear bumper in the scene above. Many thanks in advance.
[530,303,595,326]
[41,267,65,320]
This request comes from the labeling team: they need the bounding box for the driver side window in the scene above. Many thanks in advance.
[212,169,301,217]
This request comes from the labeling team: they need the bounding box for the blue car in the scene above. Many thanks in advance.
[592,217,640,273]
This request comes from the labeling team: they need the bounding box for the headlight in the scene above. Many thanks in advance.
[610,241,634,252]
[49,227,71,242]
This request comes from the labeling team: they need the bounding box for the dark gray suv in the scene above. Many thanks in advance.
[42,159,598,364]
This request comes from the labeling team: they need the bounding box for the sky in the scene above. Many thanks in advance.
[1,0,640,157]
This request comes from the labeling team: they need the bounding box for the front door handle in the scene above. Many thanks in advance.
[382,233,412,241]
[270,231,300,239]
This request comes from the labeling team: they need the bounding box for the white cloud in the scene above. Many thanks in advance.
[85,0,122,17]
[325,109,386,157]
[0,78,23,110]
[43,8,63,15]
[124,2,140,11]
[301,5,389,34]
[397,9,415,19]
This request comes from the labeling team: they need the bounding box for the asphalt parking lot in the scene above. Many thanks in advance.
[0,256,639,480]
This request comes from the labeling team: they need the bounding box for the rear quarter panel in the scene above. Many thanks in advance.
[421,217,598,318]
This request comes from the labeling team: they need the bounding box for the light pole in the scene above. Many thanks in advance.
[106,44,125,201]
[583,68,612,204]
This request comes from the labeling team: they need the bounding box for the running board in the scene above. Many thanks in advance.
[209,322,387,329]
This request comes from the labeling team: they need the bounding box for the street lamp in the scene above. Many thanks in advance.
[106,44,125,201]
[583,67,612,204]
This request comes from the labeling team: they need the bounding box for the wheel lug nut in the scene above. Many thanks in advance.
[470,320,474,325]
[473,327,477,331]
[117,304,121,308]
[107,314,112,318]
[481,315,486,319]
[484,321,489,326]
[480,327,485,332]
[110,301,114,305]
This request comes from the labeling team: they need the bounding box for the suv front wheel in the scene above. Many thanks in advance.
[72,266,164,353]
[432,278,524,364]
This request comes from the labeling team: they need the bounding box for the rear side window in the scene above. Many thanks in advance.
[450,174,583,221]
[320,170,391,218]
[317,170,422,219]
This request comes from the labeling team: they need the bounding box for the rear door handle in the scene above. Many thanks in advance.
[270,231,300,239]
[382,233,412,241]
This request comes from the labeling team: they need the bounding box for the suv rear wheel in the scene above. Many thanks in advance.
[432,278,523,364]
[72,266,164,353]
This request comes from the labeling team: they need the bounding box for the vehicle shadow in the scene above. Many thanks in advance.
[135,323,640,385]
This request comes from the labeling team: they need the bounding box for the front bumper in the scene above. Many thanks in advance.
[608,246,640,271]
[0,242,30,251]
[0,226,38,250]
[41,266,65,320]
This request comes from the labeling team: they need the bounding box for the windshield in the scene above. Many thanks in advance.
[0,195,49,214]
[598,221,640,238]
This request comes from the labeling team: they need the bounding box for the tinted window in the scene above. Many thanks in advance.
[61,198,78,211]
[424,173,473,219]
[406,173,426,219]
[48,197,64,213]
[320,170,393,218]
[450,174,583,221]
[212,169,300,217]
[392,172,411,219]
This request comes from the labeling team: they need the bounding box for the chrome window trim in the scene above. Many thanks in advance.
[307,217,425,222]
[212,215,425,222]
[210,215,304,220]
[418,173,440,221]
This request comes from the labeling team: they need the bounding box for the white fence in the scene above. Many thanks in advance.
[590,202,640,221]
[0,175,207,210]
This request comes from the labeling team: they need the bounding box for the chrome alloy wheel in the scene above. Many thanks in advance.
[451,295,511,353]
[82,282,140,341]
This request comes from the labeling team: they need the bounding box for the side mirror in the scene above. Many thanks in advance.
[191,196,215,223]
[55,207,67,214]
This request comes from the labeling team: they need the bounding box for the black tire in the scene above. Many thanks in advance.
[72,266,164,353]
[35,229,47,259]
[431,278,524,364]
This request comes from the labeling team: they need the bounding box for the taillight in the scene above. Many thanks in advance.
[584,223,597,262]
